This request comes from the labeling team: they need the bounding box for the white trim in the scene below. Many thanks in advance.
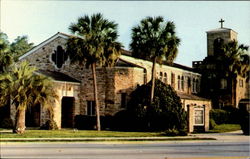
[193,107,205,126]
[18,32,70,60]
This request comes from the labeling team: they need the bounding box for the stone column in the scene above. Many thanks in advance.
[187,105,194,133]
[204,104,210,132]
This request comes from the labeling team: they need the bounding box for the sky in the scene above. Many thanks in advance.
[1,1,250,67]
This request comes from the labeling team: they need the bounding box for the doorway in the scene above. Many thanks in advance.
[61,97,75,128]
[26,104,41,127]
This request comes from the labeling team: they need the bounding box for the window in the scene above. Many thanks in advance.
[143,69,147,84]
[171,73,175,88]
[196,79,200,92]
[51,45,69,68]
[192,78,196,92]
[220,78,227,89]
[121,93,127,108]
[181,76,184,91]
[177,75,181,90]
[163,73,167,84]
[87,101,96,116]
[159,72,163,81]
[194,109,204,125]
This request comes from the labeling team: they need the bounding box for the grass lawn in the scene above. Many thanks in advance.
[209,124,241,133]
[0,129,165,138]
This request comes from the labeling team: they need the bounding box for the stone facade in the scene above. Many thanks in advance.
[15,32,211,132]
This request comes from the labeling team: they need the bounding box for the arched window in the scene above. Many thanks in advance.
[192,78,196,92]
[196,79,199,92]
[159,72,163,81]
[171,73,175,88]
[181,76,184,91]
[163,73,167,84]
[178,75,181,90]
[213,38,224,54]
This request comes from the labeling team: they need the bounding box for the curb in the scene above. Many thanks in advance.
[0,137,216,142]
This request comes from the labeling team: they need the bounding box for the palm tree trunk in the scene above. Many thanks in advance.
[91,62,101,131]
[150,57,157,104]
[13,107,26,134]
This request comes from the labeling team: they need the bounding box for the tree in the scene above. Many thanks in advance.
[0,32,13,73]
[66,13,122,131]
[125,79,187,132]
[10,36,34,60]
[0,61,57,134]
[130,16,180,104]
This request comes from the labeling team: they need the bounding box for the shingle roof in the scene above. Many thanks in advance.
[37,70,81,83]
[177,92,210,101]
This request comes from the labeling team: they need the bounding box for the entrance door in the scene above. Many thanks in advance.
[26,104,40,127]
[61,97,75,128]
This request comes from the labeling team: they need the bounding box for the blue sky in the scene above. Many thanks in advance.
[1,1,250,66]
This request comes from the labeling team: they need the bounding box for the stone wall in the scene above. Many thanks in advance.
[207,29,237,57]
[120,55,201,95]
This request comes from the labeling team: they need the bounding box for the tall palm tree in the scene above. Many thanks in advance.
[0,61,57,134]
[66,13,122,131]
[130,16,180,104]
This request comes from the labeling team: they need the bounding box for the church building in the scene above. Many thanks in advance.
[10,22,245,133]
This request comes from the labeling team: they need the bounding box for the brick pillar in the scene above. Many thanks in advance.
[187,105,194,133]
[204,105,210,132]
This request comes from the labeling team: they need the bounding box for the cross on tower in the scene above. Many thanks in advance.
[219,18,225,28]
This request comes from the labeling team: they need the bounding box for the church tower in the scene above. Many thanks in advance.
[206,19,238,56]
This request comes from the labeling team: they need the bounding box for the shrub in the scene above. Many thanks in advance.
[210,109,229,124]
[40,120,58,130]
[126,79,187,132]
[239,104,250,135]
[0,118,13,128]
[74,115,96,130]
[209,119,217,130]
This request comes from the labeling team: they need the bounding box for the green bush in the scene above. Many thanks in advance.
[239,104,250,135]
[125,79,187,132]
[210,109,229,124]
[209,119,217,130]
[0,118,13,128]
[40,120,58,130]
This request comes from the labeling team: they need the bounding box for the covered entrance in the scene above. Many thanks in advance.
[61,97,75,128]
[26,104,41,127]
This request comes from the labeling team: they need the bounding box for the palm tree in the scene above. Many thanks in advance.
[66,13,122,131]
[219,41,249,106]
[130,16,180,104]
[0,61,57,134]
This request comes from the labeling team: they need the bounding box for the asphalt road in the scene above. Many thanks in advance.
[1,141,249,159]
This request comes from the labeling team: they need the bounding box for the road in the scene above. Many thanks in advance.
[1,141,249,159]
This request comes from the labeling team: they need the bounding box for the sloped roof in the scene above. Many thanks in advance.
[37,70,80,84]
[177,92,210,101]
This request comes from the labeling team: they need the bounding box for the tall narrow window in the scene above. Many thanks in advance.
[121,93,127,108]
[163,73,167,84]
[159,72,163,81]
[171,73,175,88]
[196,79,200,92]
[192,78,196,92]
[181,76,184,91]
[87,101,96,116]
[177,75,181,90]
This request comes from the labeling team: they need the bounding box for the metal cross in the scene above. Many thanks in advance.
[219,18,225,28]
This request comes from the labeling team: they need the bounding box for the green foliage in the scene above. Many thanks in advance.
[67,13,123,68]
[40,120,59,130]
[210,108,240,125]
[0,118,13,128]
[208,124,241,133]
[0,61,58,133]
[10,36,34,60]
[239,104,250,135]
[209,119,217,130]
[130,16,180,64]
[164,128,187,136]
[124,79,187,131]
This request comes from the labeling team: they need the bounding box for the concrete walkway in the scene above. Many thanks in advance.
[190,130,250,142]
